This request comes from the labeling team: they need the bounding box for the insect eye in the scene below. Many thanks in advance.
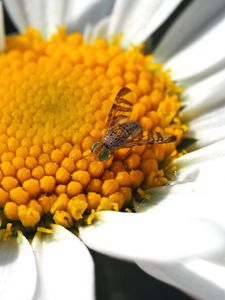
[99,148,110,161]
[92,141,101,151]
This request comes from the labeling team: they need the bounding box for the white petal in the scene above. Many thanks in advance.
[3,0,29,32]
[137,259,225,300]
[141,139,225,226]
[4,0,113,38]
[181,68,225,120]
[83,23,93,42]
[30,0,65,38]
[0,233,37,300]
[165,12,225,82]
[88,16,109,43]
[80,210,224,263]
[180,66,225,148]
[174,137,225,170]
[32,225,95,300]
[137,262,178,288]
[155,0,225,61]
[186,259,225,293]
[107,0,182,48]
[131,141,225,299]
[80,139,225,262]
[3,0,63,36]
[184,106,225,149]
[65,0,113,34]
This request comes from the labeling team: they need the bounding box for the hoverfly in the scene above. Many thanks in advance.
[92,87,176,161]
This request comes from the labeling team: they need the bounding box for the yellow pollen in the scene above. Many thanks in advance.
[1,223,13,240]
[0,28,184,233]
[86,209,96,225]
[37,227,53,234]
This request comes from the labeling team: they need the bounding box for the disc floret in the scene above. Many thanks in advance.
[0,29,185,233]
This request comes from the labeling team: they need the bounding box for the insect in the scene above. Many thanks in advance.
[92,87,176,161]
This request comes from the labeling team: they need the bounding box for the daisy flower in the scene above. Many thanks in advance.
[0,0,225,300]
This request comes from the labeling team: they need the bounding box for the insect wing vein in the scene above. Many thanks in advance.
[107,87,133,128]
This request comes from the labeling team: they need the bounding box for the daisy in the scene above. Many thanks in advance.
[0,0,225,300]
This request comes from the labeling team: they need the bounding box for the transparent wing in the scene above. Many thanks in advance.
[107,87,133,129]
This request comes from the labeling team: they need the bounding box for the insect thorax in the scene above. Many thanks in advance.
[103,121,142,150]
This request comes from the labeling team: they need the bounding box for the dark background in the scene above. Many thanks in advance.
[3,2,193,299]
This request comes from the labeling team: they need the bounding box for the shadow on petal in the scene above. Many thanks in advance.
[0,237,19,266]
[32,225,95,300]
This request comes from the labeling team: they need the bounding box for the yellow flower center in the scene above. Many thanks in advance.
[0,28,185,233]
